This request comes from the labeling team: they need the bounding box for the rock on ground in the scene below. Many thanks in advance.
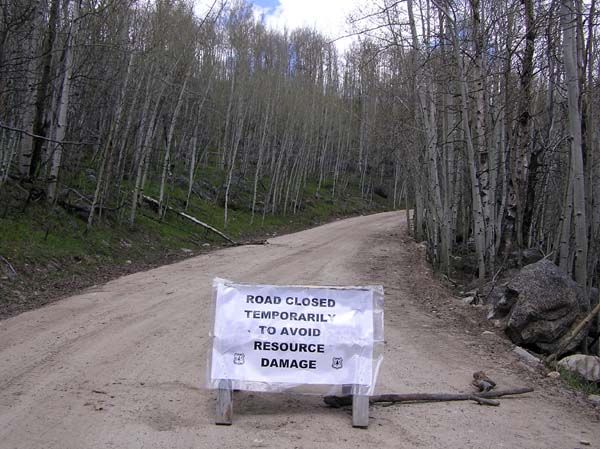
[558,355,600,383]
[489,259,589,354]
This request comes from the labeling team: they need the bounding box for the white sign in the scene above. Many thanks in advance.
[210,280,379,390]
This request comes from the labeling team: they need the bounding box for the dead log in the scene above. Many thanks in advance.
[324,387,534,408]
[0,255,17,279]
[141,195,237,245]
[547,301,600,363]
[57,189,120,221]
[57,200,91,220]
[62,187,91,204]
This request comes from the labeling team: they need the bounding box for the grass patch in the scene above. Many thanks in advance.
[558,367,600,396]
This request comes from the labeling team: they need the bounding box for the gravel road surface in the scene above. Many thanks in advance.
[1,211,598,448]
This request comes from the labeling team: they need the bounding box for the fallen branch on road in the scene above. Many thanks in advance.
[324,387,534,408]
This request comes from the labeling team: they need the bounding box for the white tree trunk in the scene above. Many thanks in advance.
[47,0,79,204]
[436,0,487,278]
[561,0,588,285]
[87,52,133,229]
[129,78,166,226]
[158,67,191,216]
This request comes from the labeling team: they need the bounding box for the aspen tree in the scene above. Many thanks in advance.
[47,0,79,204]
[561,0,588,285]
[29,0,59,179]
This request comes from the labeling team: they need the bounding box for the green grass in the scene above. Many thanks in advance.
[558,366,600,396]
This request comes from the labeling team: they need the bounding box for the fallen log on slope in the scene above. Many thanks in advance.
[58,188,120,220]
[0,255,17,279]
[141,195,237,245]
[546,301,600,364]
[324,387,534,408]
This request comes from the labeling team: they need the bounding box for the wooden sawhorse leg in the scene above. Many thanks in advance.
[352,395,369,428]
[343,385,369,428]
[215,379,232,425]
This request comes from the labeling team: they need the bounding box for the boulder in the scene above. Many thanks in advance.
[558,355,600,383]
[498,249,545,270]
[374,186,388,198]
[491,259,589,354]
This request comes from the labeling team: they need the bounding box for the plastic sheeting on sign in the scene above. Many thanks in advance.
[206,278,384,396]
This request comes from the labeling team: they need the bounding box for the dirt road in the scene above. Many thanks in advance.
[1,212,598,449]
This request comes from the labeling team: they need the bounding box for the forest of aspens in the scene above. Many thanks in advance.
[0,0,599,296]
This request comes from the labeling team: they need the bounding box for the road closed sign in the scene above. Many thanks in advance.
[208,278,384,394]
